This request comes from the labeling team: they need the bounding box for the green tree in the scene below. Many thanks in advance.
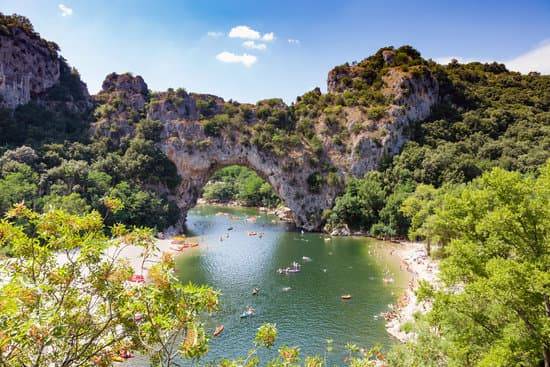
[106,181,178,229]
[38,192,91,214]
[0,205,218,367]
[326,173,385,231]
[371,183,414,238]
[0,163,38,214]
[392,162,550,367]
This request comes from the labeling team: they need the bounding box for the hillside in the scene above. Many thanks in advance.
[0,13,549,232]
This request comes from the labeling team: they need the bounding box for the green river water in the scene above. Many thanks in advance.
[174,204,408,365]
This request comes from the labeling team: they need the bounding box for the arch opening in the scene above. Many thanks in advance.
[200,165,282,209]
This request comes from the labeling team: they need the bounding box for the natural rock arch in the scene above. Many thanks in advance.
[92,49,440,231]
[161,119,342,231]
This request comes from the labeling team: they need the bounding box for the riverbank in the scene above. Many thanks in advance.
[197,198,294,223]
[111,205,439,347]
[384,241,439,342]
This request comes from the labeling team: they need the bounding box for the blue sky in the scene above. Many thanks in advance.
[2,0,549,103]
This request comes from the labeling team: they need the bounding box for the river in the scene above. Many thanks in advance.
[174,204,408,364]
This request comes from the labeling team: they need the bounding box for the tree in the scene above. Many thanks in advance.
[0,205,218,367]
[371,183,414,238]
[0,163,38,214]
[106,181,178,229]
[38,192,91,214]
[326,173,385,232]
[400,184,450,254]
[393,162,550,367]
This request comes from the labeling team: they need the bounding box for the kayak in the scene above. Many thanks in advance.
[240,311,254,318]
[213,325,224,336]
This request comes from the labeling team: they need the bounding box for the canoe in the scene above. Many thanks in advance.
[341,294,352,300]
[213,325,224,336]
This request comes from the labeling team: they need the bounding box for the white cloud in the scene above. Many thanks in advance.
[207,31,224,38]
[229,25,260,40]
[506,41,550,74]
[242,41,267,51]
[228,25,275,43]
[262,32,275,42]
[58,3,73,17]
[216,51,257,67]
[288,38,300,45]
[434,41,550,75]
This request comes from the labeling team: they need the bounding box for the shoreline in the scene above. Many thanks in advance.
[383,241,439,342]
[196,199,295,223]
[112,203,439,344]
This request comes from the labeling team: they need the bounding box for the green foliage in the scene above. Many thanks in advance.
[0,206,218,367]
[306,172,324,194]
[394,62,550,187]
[44,61,88,102]
[400,184,447,242]
[106,181,178,229]
[38,192,91,214]
[366,105,387,120]
[373,183,414,237]
[202,165,280,208]
[0,163,38,213]
[254,323,277,348]
[0,102,89,147]
[203,114,230,137]
[326,173,385,231]
[391,162,550,367]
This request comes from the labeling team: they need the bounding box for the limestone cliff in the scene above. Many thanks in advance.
[92,46,439,231]
[0,15,440,231]
[0,13,90,111]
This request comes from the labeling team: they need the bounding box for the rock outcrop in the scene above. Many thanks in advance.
[93,53,439,231]
[0,13,91,111]
[0,17,439,232]
[0,20,59,108]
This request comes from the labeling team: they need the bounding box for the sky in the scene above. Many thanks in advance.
[1,0,549,103]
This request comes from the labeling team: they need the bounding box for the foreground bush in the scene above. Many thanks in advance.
[0,205,218,367]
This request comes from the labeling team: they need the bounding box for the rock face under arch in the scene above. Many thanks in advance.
[92,54,439,231]
[161,120,342,231]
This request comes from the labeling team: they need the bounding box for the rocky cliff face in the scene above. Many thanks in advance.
[0,13,90,111]
[93,51,439,230]
[0,17,439,231]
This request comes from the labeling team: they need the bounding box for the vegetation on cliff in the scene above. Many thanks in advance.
[325,58,550,237]
[0,119,180,231]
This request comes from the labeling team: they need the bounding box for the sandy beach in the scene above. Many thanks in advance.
[384,241,439,342]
